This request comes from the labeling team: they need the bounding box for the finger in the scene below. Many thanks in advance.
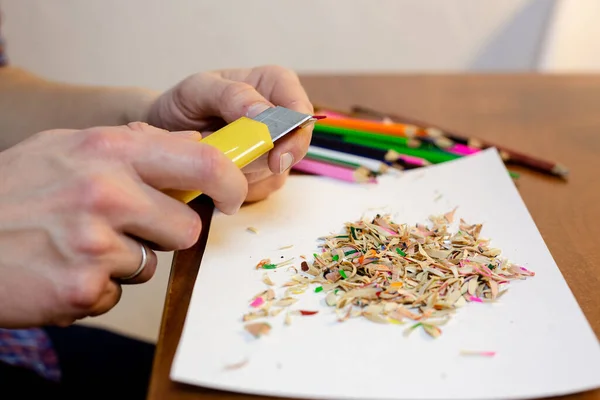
[173,70,314,176]
[268,124,313,175]
[87,280,123,317]
[240,152,270,174]
[246,66,314,175]
[171,130,204,141]
[204,126,269,175]
[243,166,273,185]
[129,124,245,213]
[110,237,158,284]
[175,72,274,124]
[247,66,314,116]
[132,136,247,214]
[71,219,158,284]
[127,124,247,214]
[118,182,204,251]
[79,123,248,215]
[245,170,289,203]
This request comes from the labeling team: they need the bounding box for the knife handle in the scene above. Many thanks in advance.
[163,117,274,204]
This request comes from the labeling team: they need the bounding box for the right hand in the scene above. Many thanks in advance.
[0,122,247,328]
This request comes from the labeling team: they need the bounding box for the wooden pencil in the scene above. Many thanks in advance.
[313,124,468,163]
[314,107,481,154]
[292,158,376,183]
[350,105,569,179]
[304,153,381,178]
[307,145,389,174]
[313,132,460,164]
[310,134,431,169]
[315,114,428,138]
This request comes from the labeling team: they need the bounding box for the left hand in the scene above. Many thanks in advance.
[146,65,314,203]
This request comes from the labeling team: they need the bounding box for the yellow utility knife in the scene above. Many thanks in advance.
[164,106,316,204]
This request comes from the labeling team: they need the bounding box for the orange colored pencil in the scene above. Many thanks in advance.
[315,115,429,138]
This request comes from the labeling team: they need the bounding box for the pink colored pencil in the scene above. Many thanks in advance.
[393,153,431,167]
[292,158,376,183]
[445,143,481,156]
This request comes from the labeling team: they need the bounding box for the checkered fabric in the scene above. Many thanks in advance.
[0,328,61,382]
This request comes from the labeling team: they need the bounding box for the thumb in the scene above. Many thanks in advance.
[177,73,273,124]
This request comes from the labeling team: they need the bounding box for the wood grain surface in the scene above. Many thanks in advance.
[147,74,600,400]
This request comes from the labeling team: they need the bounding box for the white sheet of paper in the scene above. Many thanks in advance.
[170,149,600,400]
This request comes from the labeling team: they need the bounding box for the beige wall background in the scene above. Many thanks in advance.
[1,0,598,343]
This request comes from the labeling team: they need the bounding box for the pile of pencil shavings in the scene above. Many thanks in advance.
[243,208,535,339]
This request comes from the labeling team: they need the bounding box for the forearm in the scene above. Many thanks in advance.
[0,66,159,150]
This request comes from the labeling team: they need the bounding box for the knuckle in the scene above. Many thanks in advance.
[126,121,166,135]
[221,81,255,105]
[196,143,227,177]
[77,128,132,156]
[126,121,150,132]
[33,129,58,139]
[260,64,296,79]
[74,175,121,214]
[65,271,108,310]
[68,221,113,257]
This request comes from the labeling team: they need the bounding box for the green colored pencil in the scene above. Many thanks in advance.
[313,124,408,146]
[329,135,460,164]
[314,124,411,148]
[313,124,460,163]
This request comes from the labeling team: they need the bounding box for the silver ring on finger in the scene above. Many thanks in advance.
[120,242,148,281]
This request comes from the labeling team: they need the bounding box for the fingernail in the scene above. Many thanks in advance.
[173,130,203,140]
[174,130,201,135]
[246,103,271,119]
[279,152,294,174]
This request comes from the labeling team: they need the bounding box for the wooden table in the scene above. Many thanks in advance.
[147,74,600,400]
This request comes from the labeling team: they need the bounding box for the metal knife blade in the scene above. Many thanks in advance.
[252,106,315,142]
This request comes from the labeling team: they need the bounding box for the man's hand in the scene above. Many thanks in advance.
[146,65,314,203]
[0,123,247,328]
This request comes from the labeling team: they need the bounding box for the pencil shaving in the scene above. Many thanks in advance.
[223,358,249,371]
[460,350,496,357]
[244,322,271,338]
[243,209,534,340]
[262,273,274,286]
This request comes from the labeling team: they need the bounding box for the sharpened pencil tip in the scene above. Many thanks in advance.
[552,164,569,179]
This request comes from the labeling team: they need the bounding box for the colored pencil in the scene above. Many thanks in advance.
[345,136,460,164]
[309,134,430,169]
[314,124,412,148]
[305,152,363,170]
[314,111,481,155]
[316,115,428,138]
[304,153,381,178]
[313,124,474,160]
[351,105,569,179]
[307,145,389,174]
[313,132,460,164]
[291,158,376,183]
